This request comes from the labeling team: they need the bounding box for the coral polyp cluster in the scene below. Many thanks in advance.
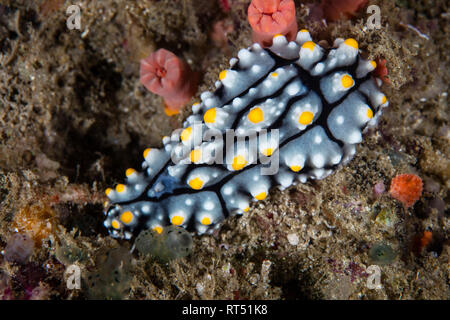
[140,49,199,115]
[248,0,298,47]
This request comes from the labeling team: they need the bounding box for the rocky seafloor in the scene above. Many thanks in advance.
[0,0,448,299]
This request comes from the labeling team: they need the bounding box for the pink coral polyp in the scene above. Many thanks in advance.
[140,49,198,113]
[248,0,297,47]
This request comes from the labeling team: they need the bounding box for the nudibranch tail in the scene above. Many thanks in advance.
[105,31,388,239]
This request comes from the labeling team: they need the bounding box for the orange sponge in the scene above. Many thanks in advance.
[248,0,297,47]
[389,174,423,208]
[12,204,57,246]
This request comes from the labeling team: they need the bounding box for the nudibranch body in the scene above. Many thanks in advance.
[104,30,388,239]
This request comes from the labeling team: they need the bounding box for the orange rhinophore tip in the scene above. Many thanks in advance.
[140,49,199,115]
[248,0,298,47]
[389,173,423,208]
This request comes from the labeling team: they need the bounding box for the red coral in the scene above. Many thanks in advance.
[389,174,423,208]
[140,49,199,115]
[373,58,390,84]
[248,0,298,47]
[320,0,368,22]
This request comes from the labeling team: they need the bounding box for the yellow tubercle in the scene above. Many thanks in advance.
[219,70,227,81]
[381,95,387,104]
[181,127,192,142]
[232,155,247,171]
[105,188,113,196]
[367,108,373,119]
[298,111,314,125]
[243,207,249,212]
[116,184,126,193]
[344,38,358,49]
[189,177,204,190]
[370,60,377,69]
[125,168,136,177]
[262,148,273,156]
[111,220,120,230]
[171,216,184,226]
[190,149,202,163]
[302,41,315,51]
[153,226,163,234]
[248,107,263,123]
[204,108,216,123]
[341,74,354,88]
[255,192,267,200]
[290,165,302,172]
[120,211,133,224]
[143,148,151,159]
[201,217,211,225]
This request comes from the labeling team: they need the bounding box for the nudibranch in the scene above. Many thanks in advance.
[104,31,388,239]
